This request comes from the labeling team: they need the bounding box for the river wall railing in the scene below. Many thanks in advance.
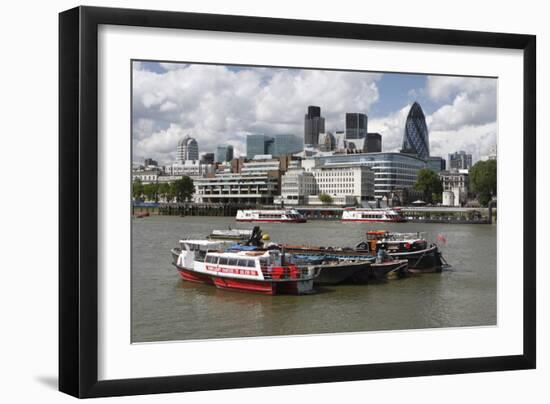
[133,202,496,224]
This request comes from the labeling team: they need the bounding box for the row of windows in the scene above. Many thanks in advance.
[205,255,257,267]
[315,177,357,183]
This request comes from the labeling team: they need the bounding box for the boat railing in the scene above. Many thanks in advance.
[260,265,318,281]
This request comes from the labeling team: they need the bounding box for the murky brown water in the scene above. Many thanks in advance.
[131,216,496,342]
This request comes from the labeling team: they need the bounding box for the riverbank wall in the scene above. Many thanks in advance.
[132,203,496,224]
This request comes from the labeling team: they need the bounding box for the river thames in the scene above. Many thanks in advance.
[131,216,496,342]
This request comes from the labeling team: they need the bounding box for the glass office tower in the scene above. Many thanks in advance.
[345,112,368,140]
[304,106,325,146]
[246,134,273,159]
[216,145,234,163]
[401,102,430,159]
[247,134,303,158]
[272,134,303,156]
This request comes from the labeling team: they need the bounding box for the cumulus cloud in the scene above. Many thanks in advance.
[429,123,496,161]
[369,104,411,152]
[427,76,497,132]
[369,75,497,160]
[423,76,497,158]
[426,76,496,102]
[132,62,497,165]
[132,62,381,164]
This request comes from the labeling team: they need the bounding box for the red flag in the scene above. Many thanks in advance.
[437,234,447,245]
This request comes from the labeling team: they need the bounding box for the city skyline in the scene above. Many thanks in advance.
[132,61,497,165]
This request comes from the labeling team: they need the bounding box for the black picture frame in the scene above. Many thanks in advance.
[59,5,536,398]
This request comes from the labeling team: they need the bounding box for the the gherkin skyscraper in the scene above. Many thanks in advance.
[401,102,429,159]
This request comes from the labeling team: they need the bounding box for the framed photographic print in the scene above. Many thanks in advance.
[59,6,536,398]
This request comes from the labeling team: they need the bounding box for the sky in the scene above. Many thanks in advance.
[132,61,497,165]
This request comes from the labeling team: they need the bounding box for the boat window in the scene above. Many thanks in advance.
[195,250,206,262]
[237,259,248,267]
[206,255,218,264]
[259,258,269,267]
[219,257,228,265]
[227,258,238,266]
[247,260,256,268]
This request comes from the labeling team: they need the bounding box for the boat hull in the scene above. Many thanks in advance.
[175,264,314,295]
[212,276,276,295]
[349,259,409,283]
[284,244,442,273]
[314,261,371,285]
[387,246,442,273]
[341,218,406,223]
[236,218,307,223]
[177,267,215,284]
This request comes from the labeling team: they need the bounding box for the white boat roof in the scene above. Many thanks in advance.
[346,208,398,211]
[211,229,252,235]
[179,239,228,246]
[207,250,270,258]
[238,209,298,212]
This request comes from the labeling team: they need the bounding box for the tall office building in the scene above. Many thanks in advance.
[144,158,158,167]
[200,152,215,165]
[247,134,303,159]
[448,150,473,170]
[247,134,273,159]
[401,102,429,159]
[304,106,325,146]
[272,134,303,156]
[216,145,234,163]
[365,132,382,153]
[427,156,446,173]
[177,135,199,162]
[345,113,368,140]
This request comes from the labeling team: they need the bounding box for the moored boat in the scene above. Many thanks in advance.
[236,209,307,223]
[349,258,409,283]
[292,254,375,285]
[341,208,406,223]
[354,231,443,273]
[171,240,319,295]
[207,228,254,241]
[280,231,444,273]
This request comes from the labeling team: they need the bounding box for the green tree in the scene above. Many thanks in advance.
[318,193,333,204]
[132,178,143,201]
[158,183,170,202]
[469,160,497,206]
[143,183,159,202]
[171,176,194,202]
[413,168,443,203]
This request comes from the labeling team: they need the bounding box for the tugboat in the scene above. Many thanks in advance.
[236,209,307,223]
[354,231,444,273]
[170,240,319,295]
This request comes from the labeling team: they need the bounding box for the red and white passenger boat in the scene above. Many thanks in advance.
[341,208,406,223]
[171,240,318,295]
[236,209,307,223]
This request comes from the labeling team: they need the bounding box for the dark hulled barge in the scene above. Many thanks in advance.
[354,231,444,273]
[281,231,444,273]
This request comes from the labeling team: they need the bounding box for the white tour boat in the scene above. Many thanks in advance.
[235,209,307,223]
[341,208,407,223]
[170,240,318,295]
